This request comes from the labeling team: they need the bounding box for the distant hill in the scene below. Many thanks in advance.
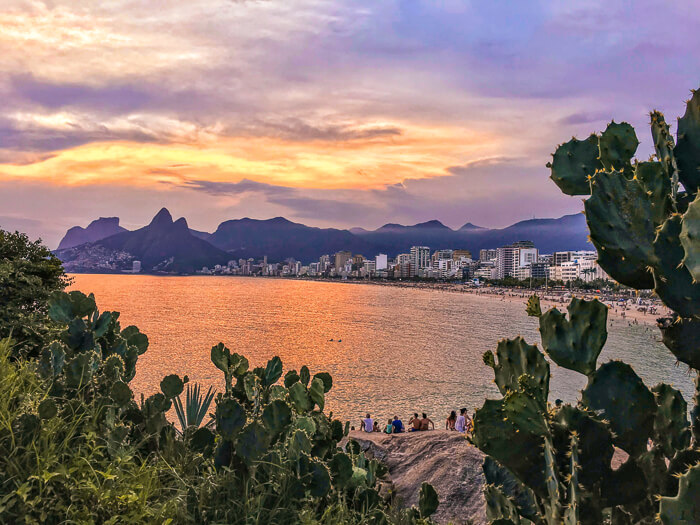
[207,217,377,261]
[55,210,592,273]
[352,213,591,255]
[56,208,230,273]
[57,217,126,250]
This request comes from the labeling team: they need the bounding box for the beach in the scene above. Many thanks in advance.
[294,277,670,326]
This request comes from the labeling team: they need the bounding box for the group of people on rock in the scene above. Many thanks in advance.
[358,408,473,435]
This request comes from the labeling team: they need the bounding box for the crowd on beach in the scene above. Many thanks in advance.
[355,409,474,435]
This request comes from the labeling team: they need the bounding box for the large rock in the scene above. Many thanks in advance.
[348,430,486,524]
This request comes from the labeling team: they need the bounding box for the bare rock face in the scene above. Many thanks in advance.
[348,430,486,524]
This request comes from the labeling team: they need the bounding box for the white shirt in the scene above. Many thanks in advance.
[455,415,466,433]
[363,418,374,432]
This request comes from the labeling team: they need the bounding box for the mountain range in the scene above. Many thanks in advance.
[55,208,592,273]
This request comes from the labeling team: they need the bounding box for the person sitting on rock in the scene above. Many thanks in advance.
[409,413,421,432]
[446,410,457,430]
[455,408,468,433]
[384,419,394,434]
[373,420,380,432]
[360,413,374,433]
[419,413,435,431]
[391,415,404,433]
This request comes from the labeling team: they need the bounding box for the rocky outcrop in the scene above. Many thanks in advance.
[348,430,486,524]
[57,217,126,250]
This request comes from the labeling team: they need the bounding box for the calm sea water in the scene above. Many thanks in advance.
[69,275,694,425]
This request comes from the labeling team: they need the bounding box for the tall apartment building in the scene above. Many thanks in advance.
[375,253,388,270]
[410,246,431,270]
[496,241,537,279]
[397,253,411,265]
[479,249,497,261]
[334,251,352,270]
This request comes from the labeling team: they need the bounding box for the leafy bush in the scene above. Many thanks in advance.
[472,89,700,523]
[0,233,439,525]
[0,230,69,358]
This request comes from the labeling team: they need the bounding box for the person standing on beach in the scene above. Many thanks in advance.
[360,413,374,433]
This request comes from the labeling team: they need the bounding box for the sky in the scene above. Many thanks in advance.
[1,0,699,247]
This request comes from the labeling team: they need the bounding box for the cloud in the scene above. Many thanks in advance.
[1,0,699,242]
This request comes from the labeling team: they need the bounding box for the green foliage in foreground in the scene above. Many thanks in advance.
[473,88,700,524]
[0,230,70,358]
[0,250,438,524]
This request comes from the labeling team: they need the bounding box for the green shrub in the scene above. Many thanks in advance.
[0,255,439,524]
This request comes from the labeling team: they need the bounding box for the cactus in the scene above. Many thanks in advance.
[262,356,283,387]
[538,297,607,376]
[475,87,700,525]
[598,121,639,173]
[636,160,674,226]
[585,169,657,288]
[652,384,691,459]
[657,316,700,369]
[659,463,700,524]
[483,336,549,405]
[680,192,700,281]
[547,134,601,195]
[582,361,656,456]
[262,399,292,437]
[160,374,184,398]
[675,89,700,196]
[418,482,439,519]
[653,215,700,318]
[651,111,678,182]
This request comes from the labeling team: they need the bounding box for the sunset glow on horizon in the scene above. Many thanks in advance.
[1,1,699,246]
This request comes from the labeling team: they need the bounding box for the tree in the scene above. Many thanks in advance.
[0,229,70,357]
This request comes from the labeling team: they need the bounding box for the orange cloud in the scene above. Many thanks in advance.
[0,122,501,190]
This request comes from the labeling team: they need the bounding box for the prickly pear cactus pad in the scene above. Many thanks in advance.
[680,192,700,282]
[635,161,673,227]
[547,134,601,196]
[581,361,656,456]
[652,215,700,318]
[598,121,639,173]
[483,336,550,405]
[551,405,614,488]
[472,395,549,497]
[584,170,657,289]
[675,89,700,196]
[657,316,700,369]
[651,111,677,179]
[651,384,691,459]
[659,463,700,524]
[538,297,607,376]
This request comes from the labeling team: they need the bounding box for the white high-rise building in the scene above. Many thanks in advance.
[375,253,388,271]
[410,246,431,270]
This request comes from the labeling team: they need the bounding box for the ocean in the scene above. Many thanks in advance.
[70,274,694,425]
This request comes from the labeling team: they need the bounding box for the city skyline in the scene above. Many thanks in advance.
[1,1,699,245]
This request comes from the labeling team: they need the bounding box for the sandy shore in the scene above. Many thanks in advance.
[302,278,671,326]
